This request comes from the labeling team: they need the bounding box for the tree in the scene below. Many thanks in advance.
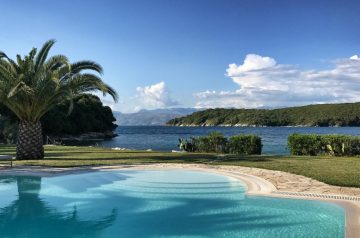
[0,40,118,159]
[41,94,117,135]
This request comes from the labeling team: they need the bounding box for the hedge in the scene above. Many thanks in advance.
[288,133,360,156]
[178,132,262,155]
[227,135,262,155]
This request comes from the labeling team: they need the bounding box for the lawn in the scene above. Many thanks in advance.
[0,145,359,188]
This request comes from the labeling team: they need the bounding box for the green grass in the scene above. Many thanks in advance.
[1,145,359,188]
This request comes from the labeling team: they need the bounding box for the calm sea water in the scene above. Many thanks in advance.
[99,126,360,155]
[0,170,344,237]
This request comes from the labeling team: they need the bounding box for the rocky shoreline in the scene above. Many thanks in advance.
[47,131,117,144]
[169,123,315,127]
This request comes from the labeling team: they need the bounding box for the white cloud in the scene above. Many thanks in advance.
[135,81,178,109]
[226,54,276,75]
[96,82,178,113]
[195,54,360,109]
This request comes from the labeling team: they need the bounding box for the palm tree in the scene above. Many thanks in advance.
[0,40,118,160]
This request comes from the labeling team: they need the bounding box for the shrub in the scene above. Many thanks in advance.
[179,132,227,153]
[288,134,324,156]
[179,132,262,155]
[178,138,196,152]
[288,133,360,156]
[195,131,227,153]
[227,135,262,155]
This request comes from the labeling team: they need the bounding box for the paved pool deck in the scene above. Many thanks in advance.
[0,163,359,237]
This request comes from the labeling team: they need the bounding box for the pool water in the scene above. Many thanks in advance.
[0,170,344,237]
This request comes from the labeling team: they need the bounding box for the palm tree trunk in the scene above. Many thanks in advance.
[16,121,44,160]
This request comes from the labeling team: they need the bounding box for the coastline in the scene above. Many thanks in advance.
[46,131,118,144]
[167,123,347,127]
[1,163,359,237]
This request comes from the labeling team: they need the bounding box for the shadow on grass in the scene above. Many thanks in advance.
[43,150,180,157]
[40,153,290,165]
[43,154,218,162]
[217,155,290,163]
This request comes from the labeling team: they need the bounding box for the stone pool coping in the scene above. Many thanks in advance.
[0,163,359,237]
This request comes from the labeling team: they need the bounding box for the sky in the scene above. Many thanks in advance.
[1,0,360,112]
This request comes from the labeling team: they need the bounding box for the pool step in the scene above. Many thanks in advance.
[272,191,360,202]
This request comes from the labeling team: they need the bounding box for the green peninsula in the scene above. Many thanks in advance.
[167,102,360,127]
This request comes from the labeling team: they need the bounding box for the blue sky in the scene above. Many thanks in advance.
[1,0,360,112]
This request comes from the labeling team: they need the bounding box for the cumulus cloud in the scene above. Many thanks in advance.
[195,54,360,109]
[226,54,276,75]
[135,81,178,109]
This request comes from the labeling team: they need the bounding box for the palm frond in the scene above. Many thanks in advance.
[0,39,118,122]
[0,60,15,79]
[0,52,20,73]
[70,61,103,74]
[45,55,69,71]
[0,51,8,59]
[7,82,33,98]
[100,84,118,102]
[66,73,118,102]
[35,39,56,70]
[16,54,22,66]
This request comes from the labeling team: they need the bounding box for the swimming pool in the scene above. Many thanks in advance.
[0,170,345,237]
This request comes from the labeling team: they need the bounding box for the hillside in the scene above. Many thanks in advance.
[114,108,198,126]
[167,102,360,127]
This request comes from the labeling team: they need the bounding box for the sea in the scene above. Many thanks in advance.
[97,126,360,155]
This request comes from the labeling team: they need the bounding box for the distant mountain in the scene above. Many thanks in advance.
[114,108,199,126]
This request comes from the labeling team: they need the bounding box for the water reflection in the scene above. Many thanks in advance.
[0,176,117,238]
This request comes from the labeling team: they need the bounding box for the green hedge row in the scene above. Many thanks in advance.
[178,132,262,155]
[288,133,360,156]
[179,132,360,156]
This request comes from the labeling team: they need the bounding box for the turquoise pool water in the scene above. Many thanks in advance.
[0,170,344,237]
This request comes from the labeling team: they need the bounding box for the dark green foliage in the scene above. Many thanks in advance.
[0,106,18,143]
[288,134,324,156]
[228,135,262,155]
[179,132,262,155]
[0,116,18,144]
[192,131,228,153]
[178,138,196,152]
[167,102,360,127]
[0,94,117,141]
[41,94,117,135]
[288,133,360,156]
